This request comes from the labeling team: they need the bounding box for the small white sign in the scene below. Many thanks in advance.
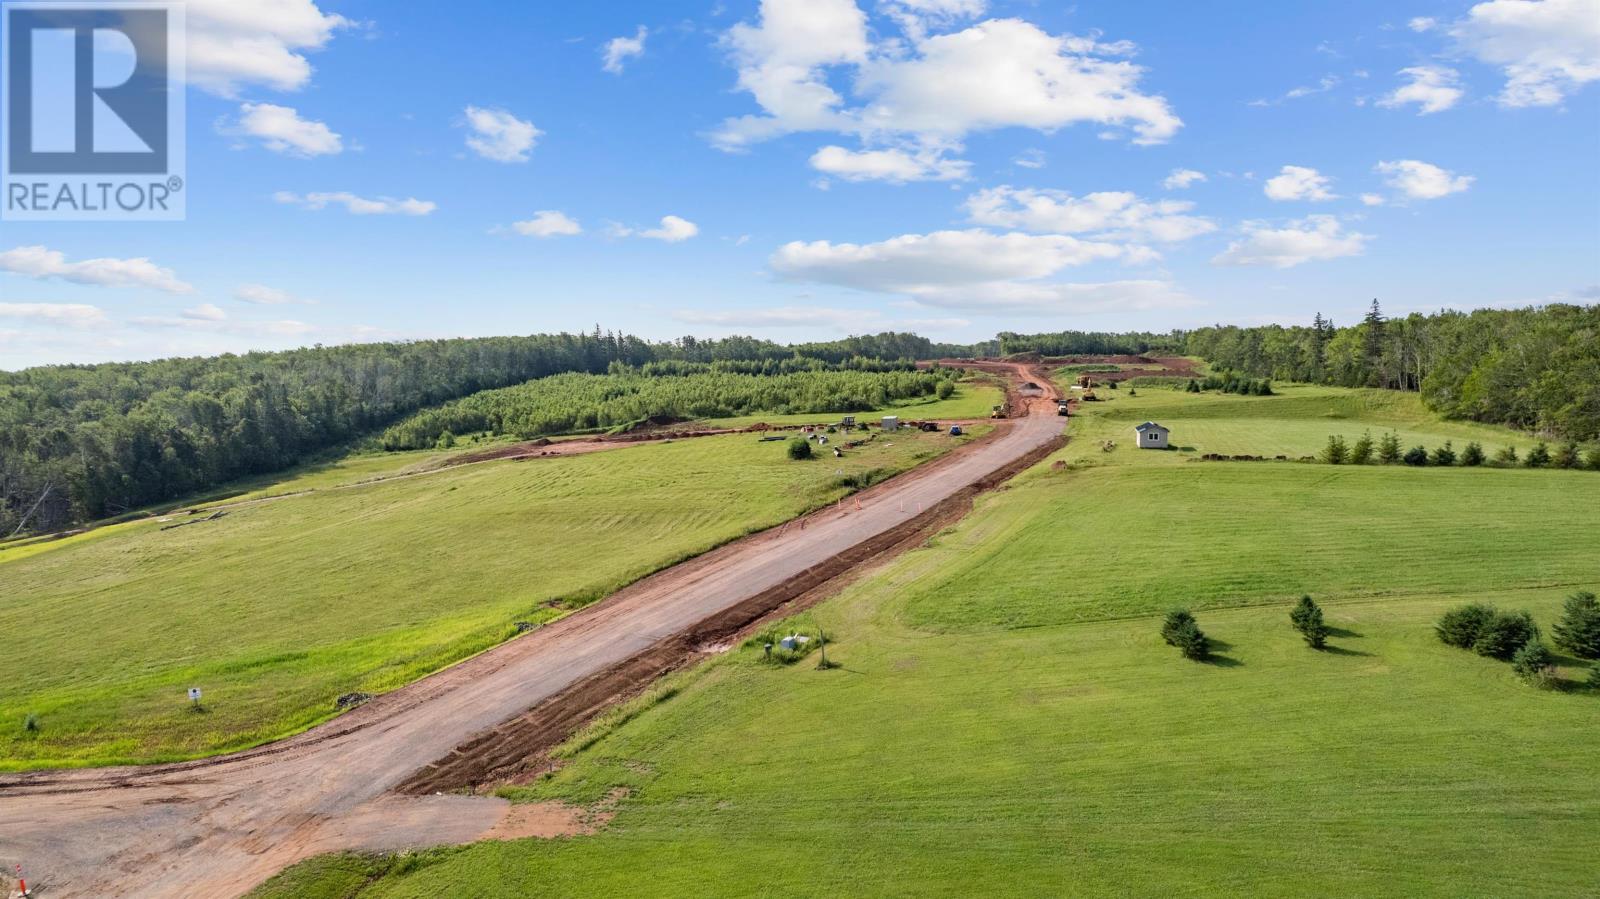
[187,687,201,701]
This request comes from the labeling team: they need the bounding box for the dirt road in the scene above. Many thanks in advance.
[0,364,1063,899]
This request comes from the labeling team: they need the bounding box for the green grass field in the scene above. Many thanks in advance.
[255,381,1600,898]
[1,429,971,769]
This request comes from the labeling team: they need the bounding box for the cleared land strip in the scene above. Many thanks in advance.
[0,365,1063,899]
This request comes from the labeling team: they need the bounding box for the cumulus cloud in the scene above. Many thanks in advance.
[228,102,343,156]
[1162,168,1207,190]
[1213,216,1371,268]
[235,284,314,305]
[462,106,540,162]
[1263,165,1337,201]
[767,228,1188,313]
[964,186,1215,243]
[640,215,700,242]
[1451,0,1600,107]
[603,26,648,74]
[1361,193,1387,206]
[273,191,436,216]
[809,145,970,182]
[1013,149,1046,169]
[182,303,228,322]
[1409,16,1439,32]
[1375,159,1474,199]
[510,210,583,238]
[185,0,351,96]
[0,245,193,293]
[0,302,109,329]
[1377,66,1464,114]
[711,0,1180,172]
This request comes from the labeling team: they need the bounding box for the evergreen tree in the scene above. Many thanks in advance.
[1320,435,1349,464]
[1551,591,1600,659]
[1363,299,1386,386]
[1161,609,1198,646]
[1437,603,1496,649]
[1430,441,1457,466]
[1586,446,1600,471]
[1378,431,1403,464]
[1350,431,1375,465]
[1525,443,1551,468]
[1460,442,1485,466]
[787,437,813,460]
[1494,445,1519,467]
[1173,620,1210,661]
[1403,445,1429,466]
[1311,312,1329,381]
[1552,441,1581,469]
[1290,595,1328,649]
[1511,639,1556,688]
[1473,610,1539,660]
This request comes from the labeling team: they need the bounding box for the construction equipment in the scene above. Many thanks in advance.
[1057,401,1070,417]
[990,403,1007,419]
[919,421,939,432]
[1077,374,1094,389]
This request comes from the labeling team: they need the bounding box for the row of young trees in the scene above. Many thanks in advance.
[378,366,956,450]
[1436,592,1600,689]
[0,330,969,535]
[1183,302,1600,440]
[1320,433,1600,469]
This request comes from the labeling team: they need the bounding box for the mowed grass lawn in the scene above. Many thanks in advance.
[0,429,967,769]
[256,384,1600,898]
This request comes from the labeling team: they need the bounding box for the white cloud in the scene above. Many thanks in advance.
[229,102,343,156]
[766,228,1188,313]
[182,303,228,322]
[1375,159,1474,199]
[1213,216,1371,268]
[0,245,194,293]
[1360,193,1387,206]
[1451,0,1600,107]
[809,145,970,182]
[510,210,583,238]
[0,302,109,329]
[1263,165,1337,201]
[274,191,436,216]
[1409,16,1438,32]
[964,186,1215,243]
[1251,75,1339,106]
[603,26,648,74]
[1163,168,1207,190]
[1013,148,1046,169]
[185,0,351,96]
[640,215,700,242]
[1377,66,1464,114]
[235,283,314,305]
[712,2,1179,158]
[462,106,540,163]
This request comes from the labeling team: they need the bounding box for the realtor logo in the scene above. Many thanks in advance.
[2,1,185,220]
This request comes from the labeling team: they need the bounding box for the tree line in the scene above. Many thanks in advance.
[378,366,955,450]
[0,330,970,535]
[1183,302,1599,440]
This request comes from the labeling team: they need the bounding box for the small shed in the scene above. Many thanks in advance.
[1134,421,1170,449]
[881,415,900,432]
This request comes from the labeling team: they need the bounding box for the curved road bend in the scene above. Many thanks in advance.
[0,365,1064,899]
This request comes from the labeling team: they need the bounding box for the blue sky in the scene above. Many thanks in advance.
[2,0,1597,368]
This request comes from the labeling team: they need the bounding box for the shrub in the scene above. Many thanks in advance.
[1511,640,1557,688]
[435,429,456,450]
[1289,595,1328,649]
[1430,441,1457,467]
[1319,435,1348,465]
[1585,446,1600,471]
[1186,379,1201,393]
[1551,590,1600,659]
[1525,443,1550,468]
[1460,442,1485,467]
[1255,380,1274,396]
[1349,432,1374,465]
[1161,608,1197,646]
[1590,663,1600,691]
[1108,380,1118,390]
[1436,603,1496,649]
[1173,620,1210,661]
[787,437,813,460]
[1494,445,1518,467]
[1473,610,1539,660]
[1552,441,1581,469]
[1377,432,1402,464]
[23,713,39,733]
[1403,445,1429,466]
[936,380,955,400]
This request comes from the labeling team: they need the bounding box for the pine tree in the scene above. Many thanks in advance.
[1310,312,1330,381]
[1378,431,1402,464]
[1350,431,1374,465]
[1290,595,1328,649]
[1511,639,1556,688]
[1551,591,1600,659]
[1363,299,1386,387]
[1430,441,1457,466]
[1460,442,1485,466]
[1525,443,1550,468]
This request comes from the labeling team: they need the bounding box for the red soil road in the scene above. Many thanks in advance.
[0,364,1064,899]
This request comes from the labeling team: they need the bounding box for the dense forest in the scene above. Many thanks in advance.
[995,329,1175,357]
[1183,303,1599,440]
[378,364,955,450]
[0,330,971,535]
